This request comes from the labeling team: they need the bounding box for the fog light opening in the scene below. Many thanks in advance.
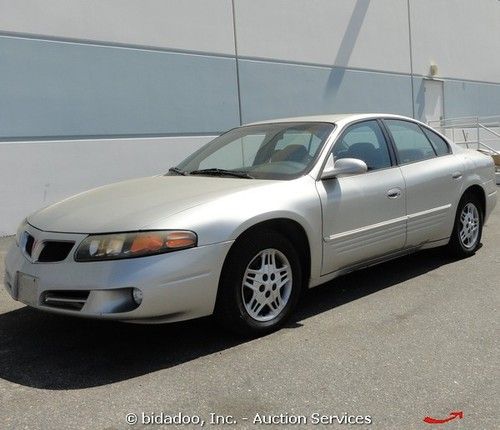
[132,288,143,306]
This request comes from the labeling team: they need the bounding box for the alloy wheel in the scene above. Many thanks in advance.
[241,248,293,322]
[459,202,480,249]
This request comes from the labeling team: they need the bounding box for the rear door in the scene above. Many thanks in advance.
[382,119,464,246]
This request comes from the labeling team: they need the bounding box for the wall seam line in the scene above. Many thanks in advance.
[231,0,243,126]
[406,0,416,118]
[2,31,499,86]
[0,133,221,144]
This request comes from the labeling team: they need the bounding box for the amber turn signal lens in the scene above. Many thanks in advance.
[130,234,164,253]
[165,231,197,249]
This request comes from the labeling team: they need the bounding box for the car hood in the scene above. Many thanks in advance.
[28,175,272,233]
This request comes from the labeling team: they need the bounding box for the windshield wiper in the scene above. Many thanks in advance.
[189,168,254,179]
[167,167,187,176]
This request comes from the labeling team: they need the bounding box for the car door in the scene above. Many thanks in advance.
[382,119,464,246]
[316,120,407,275]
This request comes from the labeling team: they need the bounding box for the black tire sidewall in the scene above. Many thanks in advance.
[450,194,483,255]
[216,230,303,334]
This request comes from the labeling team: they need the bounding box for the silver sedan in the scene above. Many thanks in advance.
[4,114,497,334]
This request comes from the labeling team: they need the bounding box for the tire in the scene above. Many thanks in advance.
[215,229,303,336]
[447,193,483,257]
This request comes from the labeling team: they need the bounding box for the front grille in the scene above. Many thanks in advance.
[25,233,35,256]
[38,241,75,262]
[22,232,75,263]
[42,290,90,311]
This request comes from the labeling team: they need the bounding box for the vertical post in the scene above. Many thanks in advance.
[477,116,480,150]
[406,0,416,119]
[231,0,243,126]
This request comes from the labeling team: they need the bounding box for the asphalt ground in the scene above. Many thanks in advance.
[0,196,498,429]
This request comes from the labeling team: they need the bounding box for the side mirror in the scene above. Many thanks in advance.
[321,157,368,180]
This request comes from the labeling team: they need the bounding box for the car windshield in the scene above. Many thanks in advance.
[169,122,334,180]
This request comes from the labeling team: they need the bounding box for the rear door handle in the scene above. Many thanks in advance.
[452,171,463,180]
[386,188,402,199]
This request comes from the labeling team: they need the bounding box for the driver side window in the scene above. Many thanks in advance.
[333,120,392,171]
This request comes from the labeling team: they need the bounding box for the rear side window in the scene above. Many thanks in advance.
[422,127,450,156]
[384,120,436,164]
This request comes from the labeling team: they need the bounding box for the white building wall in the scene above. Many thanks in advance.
[0,0,235,55]
[410,0,500,82]
[0,137,211,236]
[234,0,411,74]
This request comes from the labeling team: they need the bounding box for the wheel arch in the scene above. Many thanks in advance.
[461,184,486,217]
[226,218,312,288]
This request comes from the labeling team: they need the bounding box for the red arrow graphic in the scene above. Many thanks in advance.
[423,411,464,424]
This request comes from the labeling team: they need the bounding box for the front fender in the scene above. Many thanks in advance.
[145,176,324,281]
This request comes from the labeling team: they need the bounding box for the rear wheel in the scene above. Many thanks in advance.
[215,230,302,335]
[447,193,483,257]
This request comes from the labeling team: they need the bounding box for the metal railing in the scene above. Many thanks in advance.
[428,115,500,155]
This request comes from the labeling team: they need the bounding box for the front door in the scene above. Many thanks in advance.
[317,120,407,275]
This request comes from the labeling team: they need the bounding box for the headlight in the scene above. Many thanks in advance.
[15,219,28,246]
[74,230,197,262]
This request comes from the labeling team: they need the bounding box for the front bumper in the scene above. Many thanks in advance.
[4,225,233,323]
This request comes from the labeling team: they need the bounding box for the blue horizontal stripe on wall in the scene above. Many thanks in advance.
[0,36,240,138]
[1,35,499,139]
[237,59,414,124]
[412,77,500,121]
[443,80,500,118]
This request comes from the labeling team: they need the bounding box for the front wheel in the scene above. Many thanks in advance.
[447,193,483,257]
[215,230,302,335]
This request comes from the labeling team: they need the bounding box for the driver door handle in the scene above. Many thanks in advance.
[386,188,402,199]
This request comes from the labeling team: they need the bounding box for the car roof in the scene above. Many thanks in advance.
[246,113,417,126]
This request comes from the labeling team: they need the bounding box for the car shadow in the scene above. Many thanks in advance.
[0,248,458,390]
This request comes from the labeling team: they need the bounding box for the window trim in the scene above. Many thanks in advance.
[380,118,447,166]
[320,118,397,176]
[376,118,399,166]
[418,123,452,156]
